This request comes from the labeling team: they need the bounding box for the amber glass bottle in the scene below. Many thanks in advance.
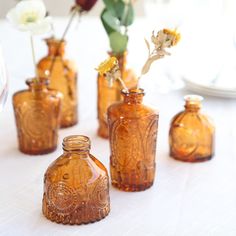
[108,89,159,191]
[43,135,110,225]
[169,95,215,162]
[37,38,78,128]
[97,52,137,139]
[13,79,61,155]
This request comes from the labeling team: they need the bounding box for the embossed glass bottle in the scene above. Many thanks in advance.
[108,89,159,191]
[169,95,215,162]
[97,52,137,139]
[13,79,61,155]
[42,135,110,225]
[37,38,78,128]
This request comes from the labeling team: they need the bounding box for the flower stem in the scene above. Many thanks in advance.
[49,7,80,75]
[137,75,142,90]
[117,77,129,92]
[30,35,38,82]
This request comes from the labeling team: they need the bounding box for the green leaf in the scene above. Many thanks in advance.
[103,0,118,16]
[109,31,128,54]
[121,3,134,26]
[103,0,126,20]
[101,8,120,35]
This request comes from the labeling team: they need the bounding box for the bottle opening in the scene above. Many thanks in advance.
[184,94,204,103]
[184,94,203,110]
[121,88,145,95]
[63,135,90,152]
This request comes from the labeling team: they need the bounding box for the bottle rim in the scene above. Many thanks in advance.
[184,94,204,102]
[63,135,90,151]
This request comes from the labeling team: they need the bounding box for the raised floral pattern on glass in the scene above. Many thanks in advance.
[13,79,61,155]
[43,135,110,225]
[169,95,215,162]
[37,38,78,128]
[108,89,159,191]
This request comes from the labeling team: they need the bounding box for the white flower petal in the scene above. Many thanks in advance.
[16,0,46,21]
[6,0,50,35]
[6,8,19,26]
[30,17,52,35]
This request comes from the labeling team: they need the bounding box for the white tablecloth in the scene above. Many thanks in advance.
[0,17,236,236]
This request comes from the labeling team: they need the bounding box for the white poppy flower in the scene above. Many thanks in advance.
[6,0,52,35]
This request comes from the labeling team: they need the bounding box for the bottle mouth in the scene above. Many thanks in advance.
[184,94,204,103]
[121,88,145,95]
[63,135,90,151]
[45,37,66,45]
[108,51,128,57]
[26,78,49,87]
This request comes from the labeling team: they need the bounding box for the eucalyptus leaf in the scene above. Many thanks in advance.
[121,3,134,26]
[101,9,120,35]
[103,0,116,14]
[109,31,128,54]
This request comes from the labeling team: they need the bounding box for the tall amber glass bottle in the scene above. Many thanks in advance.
[108,89,159,192]
[43,135,110,225]
[97,52,137,139]
[169,95,215,162]
[37,38,78,128]
[13,79,61,155]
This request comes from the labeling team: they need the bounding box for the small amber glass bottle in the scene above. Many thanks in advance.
[169,95,215,162]
[13,79,61,155]
[97,52,137,139]
[108,89,159,191]
[37,38,78,128]
[42,135,110,225]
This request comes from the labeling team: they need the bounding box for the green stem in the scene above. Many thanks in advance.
[30,35,38,82]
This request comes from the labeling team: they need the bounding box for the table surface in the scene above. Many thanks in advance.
[0,17,236,236]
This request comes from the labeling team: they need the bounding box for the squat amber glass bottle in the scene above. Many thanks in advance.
[43,135,110,225]
[37,38,78,128]
[97,52,137,139]
[13,79,61,155]
[108,89,159,191]
[169,95,215,162]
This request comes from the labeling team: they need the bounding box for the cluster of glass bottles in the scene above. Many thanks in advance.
[12,40,215,225]
[13,38,78,155]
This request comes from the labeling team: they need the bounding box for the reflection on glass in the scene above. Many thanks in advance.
[0,47,8,112]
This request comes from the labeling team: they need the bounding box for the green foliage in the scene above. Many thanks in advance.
[101,0,135,54]
[109,32,128,54]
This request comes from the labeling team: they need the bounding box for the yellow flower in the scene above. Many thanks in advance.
[163,28,181,46]
[96,57,118,76]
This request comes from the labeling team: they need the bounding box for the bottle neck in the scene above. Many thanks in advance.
[109,51,127,74]
[63,135,91,155]
[122,89,144,104]
[26,78,49,92]
[46,38,66,57]
[184,95,203,112]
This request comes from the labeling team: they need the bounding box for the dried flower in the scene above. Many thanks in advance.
[96,57,118,76]
[96,57,127,91]
[75,0,98,11]
[140,28,181,81]
[6,0,52,35]
[151,29,181,49]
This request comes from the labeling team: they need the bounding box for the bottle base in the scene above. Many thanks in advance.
[97,125,109,139]
[19,146,57,155]
[43,206,110,225]
[112,181,154,192]
[170,154,214,163]
[60,120,78,129]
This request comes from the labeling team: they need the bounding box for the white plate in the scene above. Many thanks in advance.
[183,77,236,98]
